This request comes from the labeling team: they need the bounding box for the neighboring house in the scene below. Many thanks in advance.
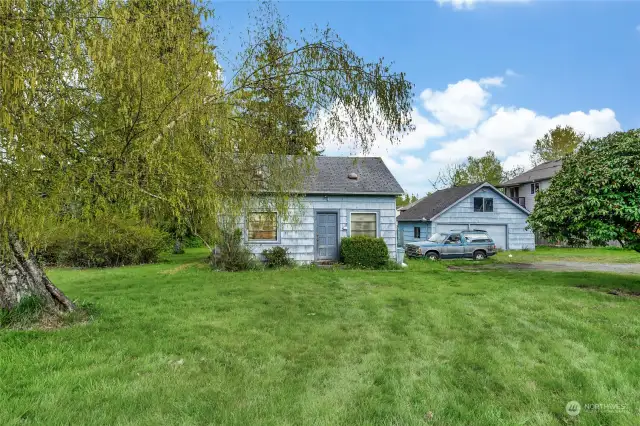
[497,160,563,211]
[238,157,403,263]
[396,182,534,250]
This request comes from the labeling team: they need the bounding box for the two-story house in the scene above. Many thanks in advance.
[497,160,562,211]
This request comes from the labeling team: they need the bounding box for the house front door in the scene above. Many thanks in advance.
[316,212,338,261]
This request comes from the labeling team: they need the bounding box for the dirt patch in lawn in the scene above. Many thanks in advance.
[576,286,640,298]
[448,261,640,275]
[160,262,203,275]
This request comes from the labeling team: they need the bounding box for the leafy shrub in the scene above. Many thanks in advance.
[211,228,257,271]
[183,235,205,248]
[340,236,389,268]
[262,246,293,268]
[39,217,170,267]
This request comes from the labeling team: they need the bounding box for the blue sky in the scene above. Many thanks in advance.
[212,0,640,195]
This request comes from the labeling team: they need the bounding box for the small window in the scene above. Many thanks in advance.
[484,198,494,212]
[530,183,540,194]
[447,233,462,243]
[247,212,278,241]
[474,197,494,213]
[350,212,377,237]
[414,227,421,239]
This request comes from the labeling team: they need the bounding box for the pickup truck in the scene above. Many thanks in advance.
[405,230,497,261]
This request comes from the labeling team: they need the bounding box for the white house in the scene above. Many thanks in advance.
[238,157,403,263]
[497,160,563,211]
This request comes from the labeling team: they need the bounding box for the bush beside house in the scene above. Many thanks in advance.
[262,247,294,268]
[340,236,389,268]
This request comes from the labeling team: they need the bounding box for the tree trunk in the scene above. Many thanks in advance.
[0,232,75,312]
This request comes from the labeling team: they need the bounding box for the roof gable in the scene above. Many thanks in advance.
[397,182,529,221]
[499,160,563,187]
[397,182,484,221]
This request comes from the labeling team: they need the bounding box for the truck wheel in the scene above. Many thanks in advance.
[425,251,440,261]
[473,250,487,261]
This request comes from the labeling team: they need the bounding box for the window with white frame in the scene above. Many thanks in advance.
[247,212,278,241]
[530,182,540,194]
[350,212,377,237]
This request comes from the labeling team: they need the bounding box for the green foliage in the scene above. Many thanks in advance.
[39,217,170,267]
[435,151,523,189]
[530,125,585,166]
[454,151,503,186]
[211,229,258,272]
[237,33,319,155]
[262,246,294,268]
[0,0,413,257]
[340,236,389,268]
[182,235,205,249]
[529,129,640,251]
[396,193,419,207]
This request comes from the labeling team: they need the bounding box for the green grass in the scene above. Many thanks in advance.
[495,246,640,264]
[1,248,639,425]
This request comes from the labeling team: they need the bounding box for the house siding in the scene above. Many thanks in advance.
[510,179,551,212]
[238,195,398,263]
[398,222,431,245]
[432,188,535,250]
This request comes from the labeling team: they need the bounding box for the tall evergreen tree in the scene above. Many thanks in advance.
[236,33,318,155]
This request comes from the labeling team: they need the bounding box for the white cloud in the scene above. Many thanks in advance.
[505,68,519,77]
[502,150,532,172]
[420,79,495,130]
[318,70,620,195]
[430,107,621,163]
[320,107,446,157]
[437,0,531,10]
[385,154,448,196]
[479,76,505,87]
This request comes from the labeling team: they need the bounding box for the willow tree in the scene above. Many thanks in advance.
[0,0,413,313]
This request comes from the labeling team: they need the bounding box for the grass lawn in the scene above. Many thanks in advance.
[495,246,640,264]
[1,249,639,425]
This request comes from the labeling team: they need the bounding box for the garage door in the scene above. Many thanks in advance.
[434,223,508,249]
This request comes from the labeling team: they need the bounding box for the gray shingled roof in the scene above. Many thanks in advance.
[302,156,404,195]
[499,160,563,187]
[397,182,485,221]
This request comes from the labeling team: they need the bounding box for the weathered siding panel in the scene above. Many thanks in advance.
[518,179,551,212]
[397,222,431,244]
[433,187,535,250]
[238,195,397,263]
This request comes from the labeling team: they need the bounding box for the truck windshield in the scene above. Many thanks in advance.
[427,233,447,243]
